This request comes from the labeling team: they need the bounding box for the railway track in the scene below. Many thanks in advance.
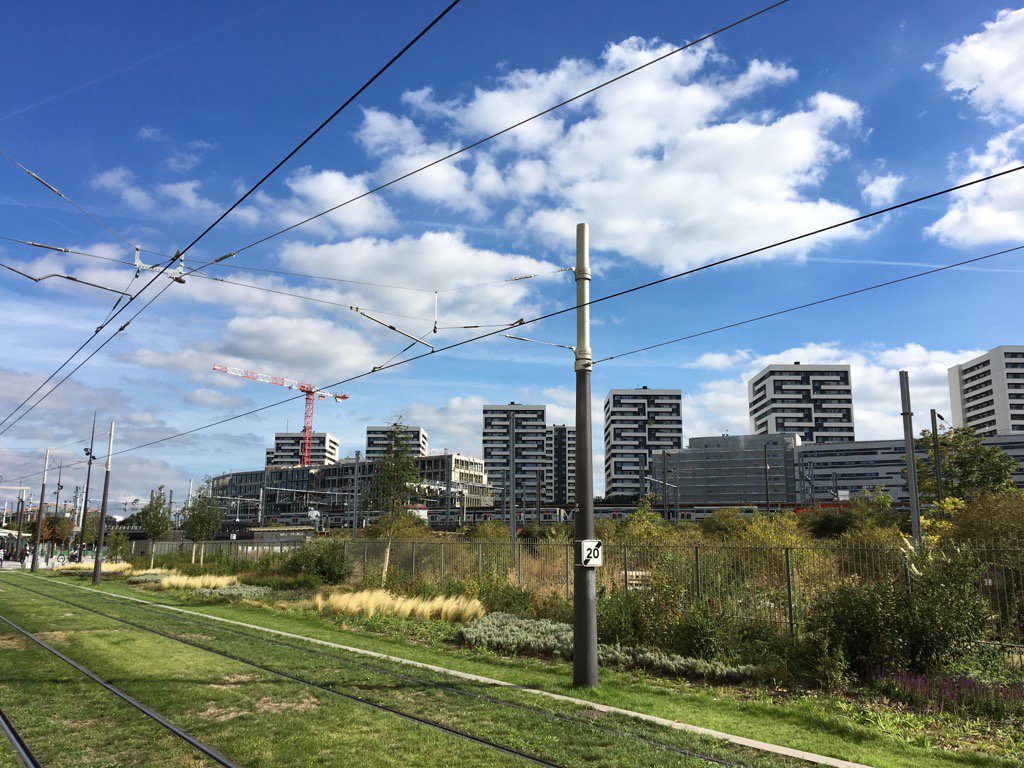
[14,577,746,767]
[0,706,42,768]
[1,578,568,768]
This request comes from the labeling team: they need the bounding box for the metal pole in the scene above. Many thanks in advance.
[80,411,97,558]
[763,443,770,513]
[573,222,598,688]
[930,409,944,503]
[535,468,542,528]
[30,450,49,572]
[900,372,922,549]
[661,452,667,519]
[92,421,115,585]
[15,491,25,559]
[509,416,517,563]
[445,449,452,525]
[353,451,361,537]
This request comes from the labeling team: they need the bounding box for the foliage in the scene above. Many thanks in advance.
[366,421,422,517]
[180,484,224,542]
[698,508,749,539]
[616,496,668,542]
[466,521,513,541]
[736,511,809,547]
[80,512,99,545]
[137,486,172,545]
[800,489,901,539]
[876,668,1024,718]
[283,537,351,583]
[915,426,1015,503]
[41,515,74,544]
[313,589,485,622]
[946,489,1024,543]
[105,531,129,562]
[457,613,762,683]
[159,573,239,589]
[239,572,322,590]
[191,584,271,600]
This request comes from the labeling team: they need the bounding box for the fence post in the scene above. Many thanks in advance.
[623,544,629,592]
[565,542,571,600]
[440,541,445,582]
[412,541,418,578]
[363,541,368,577]
[517,541,523,585]
[477,542,483,583]
[694,545,702,601]
[785,547,796,638]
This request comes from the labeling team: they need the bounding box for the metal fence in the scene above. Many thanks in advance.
[142,537,1024,654]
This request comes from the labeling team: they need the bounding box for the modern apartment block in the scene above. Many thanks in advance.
[265,432,340,467]
[604,387,683,499]
[748,363,855,444]
[948,346,1024,436]
[482,404,548,507]
[651,434,800,507]
[796,439,913,504]
[365,425,429,460]
[545,424,576,506]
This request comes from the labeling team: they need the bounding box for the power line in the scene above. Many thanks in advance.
[21,172,1024,469]
[177,0,464,258]
[592,244,1024,364]
[222,0,792,261]
[0,261,132,296]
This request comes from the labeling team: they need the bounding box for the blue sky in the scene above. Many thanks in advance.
[1,0,1022,504]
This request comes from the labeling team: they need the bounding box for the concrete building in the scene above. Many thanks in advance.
[365,425,428,460]
[948,346,1024,436]
[265,432,340,467]
[748,363,855,444]
[604,387,683,499]
[652,434,800,508]
[796,439,912,504]
[545,425,576,506]
[483,403,548,508]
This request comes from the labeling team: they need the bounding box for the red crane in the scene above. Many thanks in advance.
[212,364,349,467]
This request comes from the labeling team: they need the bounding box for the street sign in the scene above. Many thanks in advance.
[578,539,603,568]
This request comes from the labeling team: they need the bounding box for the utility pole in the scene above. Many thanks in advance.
[15,490,25,557]
[535,468,542,529]
[509,415,517,563]
[573,222,598,689]
[763,443,770,513]
[445,449,453,526]
[353,450,361,537]
[900,372,922,549]
[30,450,49,572]
[930,409,944,503]
[92,422,115,585]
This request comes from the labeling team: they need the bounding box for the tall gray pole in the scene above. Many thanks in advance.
[509,416,517,562]
[92,421,115,585]
[445,449,453,525]
[535,468,542,528]
[573,222,598,688]
[930,409,944,503]
[353,450,361,537]
[900,372,922,549]
[31,450,50,572]
[763,443,770,513]
[15,490,25,557]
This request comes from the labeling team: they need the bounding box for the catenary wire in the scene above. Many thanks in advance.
[31,173,1022,469]
[177,0,464,258]
[222,0,791,260]
[0,0,786,430]
[591,244,1024,364]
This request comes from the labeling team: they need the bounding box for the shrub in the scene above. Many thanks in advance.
[478,577,533,615]
[313,589,485,622]
[239,572,322,590]
[284,538,351,584]
[191,584,271,600]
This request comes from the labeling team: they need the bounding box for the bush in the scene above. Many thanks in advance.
[239,572,322,590]
[191,584,271,600]
[284,537,351,584]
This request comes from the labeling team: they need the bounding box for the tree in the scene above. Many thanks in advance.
[105,531,129,562]
[617,495,667,542]
[698,508,749,539]
[365,421,424,583]
[180,483,224,565]
[137,486,172,568]
[947,489,1024,543]
[916,426,1015,503]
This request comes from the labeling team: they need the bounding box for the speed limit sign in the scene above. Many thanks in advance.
[578,539,603,568]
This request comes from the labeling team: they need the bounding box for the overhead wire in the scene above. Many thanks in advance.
[177,0,464,258]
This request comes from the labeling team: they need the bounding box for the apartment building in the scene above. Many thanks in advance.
[948,346,1024,436]
[748,363,855,444]
[482,404,548,507]
[604,387,683,499]
[365,425,429,460]
[545,424,576,506]
[264,432,340,467]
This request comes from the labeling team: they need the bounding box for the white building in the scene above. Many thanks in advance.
[545,424,576,507]
[796,439,912,503]
[482,404,547,507]
[603,387,683,499]
[748,363,855,444]
[948,346,1024,436]
[265,432,340,467]
[365,425,428,460]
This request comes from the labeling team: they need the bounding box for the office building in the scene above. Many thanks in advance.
[265,432,340,467]
[748,363,855,444]
[604,387,683,499]
[948,346,1024,436]
[796,439,913,504]
[545,425,576,506]
[365,425,429,460]
[652,434,800,508]
[482,404,548,507]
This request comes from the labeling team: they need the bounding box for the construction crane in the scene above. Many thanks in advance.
[211,364,349,467]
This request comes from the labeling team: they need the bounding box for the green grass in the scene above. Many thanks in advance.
[10,571,1023,768]
[0,574,806,768]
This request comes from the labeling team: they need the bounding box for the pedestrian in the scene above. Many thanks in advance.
[0,547,5,568]
[19,546,28,568]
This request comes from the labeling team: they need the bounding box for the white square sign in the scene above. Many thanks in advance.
[579,539,603,568]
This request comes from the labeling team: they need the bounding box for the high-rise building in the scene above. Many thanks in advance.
[265,432,340,467]
[748,363,854,444]
[948,346,1024,436]
[603,387,683,499]
[545,424,576,506]
[482,404,547,507]
[365,425,428,460]
[796,439,912,503]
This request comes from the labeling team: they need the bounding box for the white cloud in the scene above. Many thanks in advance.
[166,152,201,173]
[405,395,486,455]
[360,38,865,271]
[157,180,220,217]
[858,171,904,206]
[137,125,169,141]
[926,126,1024,245]
[91,166,154,211]
[937,8,1024,121]
[682,350,752,370]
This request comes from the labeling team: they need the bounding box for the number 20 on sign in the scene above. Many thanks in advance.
[580,539,603,568]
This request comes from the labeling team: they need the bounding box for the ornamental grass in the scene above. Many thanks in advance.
[313,589,485,623]
[158,573,239,590]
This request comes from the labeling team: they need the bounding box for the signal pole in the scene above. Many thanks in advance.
[92,421,115,586]
[930,409,945,503]
[30,450,49,572]
[573,222,598,688]
[899,372,922,549]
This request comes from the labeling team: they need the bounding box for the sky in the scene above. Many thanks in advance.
[1,0,1022,508]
